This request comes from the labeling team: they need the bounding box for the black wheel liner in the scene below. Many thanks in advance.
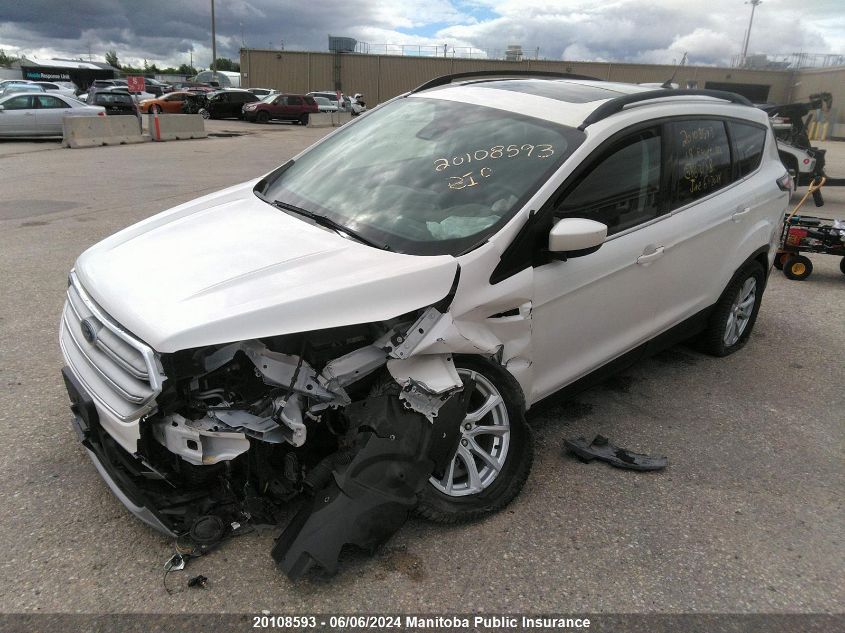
[272,390,471,580]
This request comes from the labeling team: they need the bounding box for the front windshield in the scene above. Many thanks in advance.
[261,96,585,255]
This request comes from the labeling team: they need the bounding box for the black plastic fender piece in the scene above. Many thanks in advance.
[272,395,435,580]
[564,435,668,471]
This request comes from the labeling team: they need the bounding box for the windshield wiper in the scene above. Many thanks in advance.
[271,200,388,250]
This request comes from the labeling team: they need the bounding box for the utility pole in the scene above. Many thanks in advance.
[211,0,217,81]
[741,0,762,65]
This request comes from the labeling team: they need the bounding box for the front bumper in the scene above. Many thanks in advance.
[62,366,176,537]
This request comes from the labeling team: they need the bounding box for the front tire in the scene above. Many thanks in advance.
[417,357,533,524]
[783,255,813,281]
[150,104,161,114]
[256,111,270,124]
[698,261,765,357]
[198,108,210,120]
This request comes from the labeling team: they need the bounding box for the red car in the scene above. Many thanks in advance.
[242,93,318,125]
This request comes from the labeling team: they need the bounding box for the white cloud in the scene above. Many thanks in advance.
[0,0,841,69]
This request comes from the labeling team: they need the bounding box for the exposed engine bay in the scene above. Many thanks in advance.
[79,305,493,580]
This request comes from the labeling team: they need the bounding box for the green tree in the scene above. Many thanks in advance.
[0,49,20,66]
[177,63,197,76]
[105,49,120,69]
[212,57,240,72]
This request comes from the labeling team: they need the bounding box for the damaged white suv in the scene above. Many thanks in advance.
[60,73,789,579]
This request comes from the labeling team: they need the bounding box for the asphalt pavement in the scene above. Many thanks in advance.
[0,122,842,615]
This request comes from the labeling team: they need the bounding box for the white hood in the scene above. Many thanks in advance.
[75,181,458,352]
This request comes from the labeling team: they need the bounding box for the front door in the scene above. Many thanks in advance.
[530,125,673,401]
[0,95,38,136]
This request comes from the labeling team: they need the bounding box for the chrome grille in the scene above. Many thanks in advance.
[60,272,164,421]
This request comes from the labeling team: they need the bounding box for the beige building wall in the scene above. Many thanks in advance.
[239,49,843,128]
[790,66,845,129]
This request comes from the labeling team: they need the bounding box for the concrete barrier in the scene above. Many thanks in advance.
[307,113,334,128]
[332,111,353,126]
[62,115,145,148]
[148,113,207,141]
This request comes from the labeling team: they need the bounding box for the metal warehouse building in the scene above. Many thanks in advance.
[12,57,119,90]
[238,49,845,132]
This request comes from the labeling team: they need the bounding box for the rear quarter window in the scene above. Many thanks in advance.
[671,120,732,207]
[729,120,767,178]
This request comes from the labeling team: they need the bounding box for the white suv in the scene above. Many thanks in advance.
[60,73,789,579]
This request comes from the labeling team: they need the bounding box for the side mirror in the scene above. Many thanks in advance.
[548,218,607,259]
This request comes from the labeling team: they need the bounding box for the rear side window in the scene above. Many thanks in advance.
[672,120,731,206]
[555,127,663,235]
[36,95,66,108]
[729,121,766,178]
[96,94,132,105]
[288,96,303,106]
[304,97,316,105]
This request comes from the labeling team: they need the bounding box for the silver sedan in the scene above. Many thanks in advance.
[0,93,105,138]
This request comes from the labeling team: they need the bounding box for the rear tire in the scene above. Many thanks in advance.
[417,356,533,524]
[783,255,813,281]
[299,114,309,126]
[840,257,845,275]
[698,261,765,357]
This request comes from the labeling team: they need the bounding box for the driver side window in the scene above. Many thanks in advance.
[555,127,664,236]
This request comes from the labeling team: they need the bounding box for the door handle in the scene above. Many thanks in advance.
[732,207,751,222]
[636,246,665,265]
[24,112,35,116]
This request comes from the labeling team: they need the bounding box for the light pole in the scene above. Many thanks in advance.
[211,0,217,82]
[741,0,762,65]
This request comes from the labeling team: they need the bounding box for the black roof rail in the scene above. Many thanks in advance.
[411,70,600,94]
[578,88,754,130]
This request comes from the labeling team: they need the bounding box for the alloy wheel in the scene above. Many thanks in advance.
[429,369,511,497]
[723,277,757,347]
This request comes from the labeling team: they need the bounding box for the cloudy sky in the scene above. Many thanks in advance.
[1,0,842,69]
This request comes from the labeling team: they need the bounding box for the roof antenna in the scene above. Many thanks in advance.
[661,52,687,89]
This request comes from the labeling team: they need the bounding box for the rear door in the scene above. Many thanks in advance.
[163,93,186,113]
[648,117,776,331]
[0,95,38,136]
[286,95,303,119]
[34,94,72,135]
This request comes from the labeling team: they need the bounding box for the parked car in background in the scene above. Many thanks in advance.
[0,82,46,98]
[180,92,208,115]
[82,85,154,104]
[139,91,192,114]
[247,88,276,96]
[307,91,366,114]
[312,96,339,112]
[169,81,214,93]
[32,81,77,98]
[0,92,104,137]
[202,89,260,119]
[86,90,141,122]
[143,78,171,97]
[242,93,318,124]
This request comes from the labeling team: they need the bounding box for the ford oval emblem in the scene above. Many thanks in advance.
[80,318,99,344]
